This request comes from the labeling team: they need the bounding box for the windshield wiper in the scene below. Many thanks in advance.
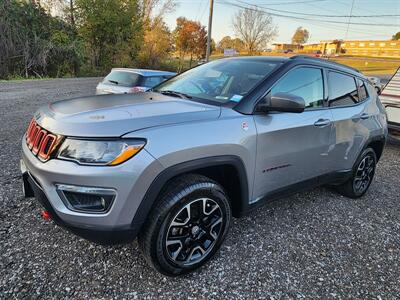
[108,80,119,85]
[159,90,192,99]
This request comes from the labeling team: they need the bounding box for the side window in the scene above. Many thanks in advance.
[271,67,324,109]
[357,78,369,102]
[328,72,358,107]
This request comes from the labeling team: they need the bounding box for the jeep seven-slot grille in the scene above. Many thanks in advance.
[25,119,59,161]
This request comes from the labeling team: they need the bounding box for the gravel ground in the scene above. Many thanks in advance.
[1,78,399,299]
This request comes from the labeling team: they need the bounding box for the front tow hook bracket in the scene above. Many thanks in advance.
[41,210,51,221]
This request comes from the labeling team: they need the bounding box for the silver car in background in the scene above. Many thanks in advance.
[96,68,176,95]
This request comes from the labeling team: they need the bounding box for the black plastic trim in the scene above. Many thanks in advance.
[130,155,249,228]
[362,134,387,162]
[240,169,353,216]
[24,174,137,245]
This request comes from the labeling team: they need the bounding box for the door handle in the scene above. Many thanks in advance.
[360,113,370,120]
[314,118,331,127]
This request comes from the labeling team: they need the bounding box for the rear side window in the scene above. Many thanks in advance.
[271,67,324,108]
[357,79,369,102]
[142,76,166,88]
[103,71,141,87]
[328,72,358,107]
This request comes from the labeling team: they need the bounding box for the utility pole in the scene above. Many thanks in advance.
[345,0,355,40]
[206,0,214,62]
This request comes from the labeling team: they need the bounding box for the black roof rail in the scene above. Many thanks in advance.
[289,55,360,73]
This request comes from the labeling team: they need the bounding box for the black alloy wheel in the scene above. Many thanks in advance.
[165,197,223,266]
[138,174,232,276]
[352,154,375,195]
[336,147,377,198]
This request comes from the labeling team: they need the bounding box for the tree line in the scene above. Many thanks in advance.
[0,0,210,79]
[0,1,279,79]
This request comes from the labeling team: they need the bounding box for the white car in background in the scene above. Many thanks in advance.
[96,68,176,95]
[368,76,385,94]
[379,68,400,144]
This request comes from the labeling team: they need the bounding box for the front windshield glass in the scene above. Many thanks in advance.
[154,59,281,103]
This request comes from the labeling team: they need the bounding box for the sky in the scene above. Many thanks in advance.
[163,0,400,45]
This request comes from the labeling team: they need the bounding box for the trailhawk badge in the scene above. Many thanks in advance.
[241,121,249,131]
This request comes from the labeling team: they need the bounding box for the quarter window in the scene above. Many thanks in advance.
[357,79,368,102]
[328,72,358,107]
[271,67,324,108]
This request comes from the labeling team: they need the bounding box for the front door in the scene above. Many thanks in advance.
[252,66,333,202]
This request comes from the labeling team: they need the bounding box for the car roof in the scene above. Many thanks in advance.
[288,55,364,78]
[221,56,289,64]
[110,68,176,77]
[218,55,364,78]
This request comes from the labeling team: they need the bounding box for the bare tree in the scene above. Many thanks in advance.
[141,0,177,25]
[232,7,277,54]
[39,0,75,26]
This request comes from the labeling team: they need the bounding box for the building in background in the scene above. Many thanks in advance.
[272,39,400,58]
[303,40,342,56]
[341,40,400,57]
[272,43,301,52]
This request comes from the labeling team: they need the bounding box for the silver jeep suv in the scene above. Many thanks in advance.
[21,56,388,276]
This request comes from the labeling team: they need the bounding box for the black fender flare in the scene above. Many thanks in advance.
[363,133,387,161]
[130,155,249,230]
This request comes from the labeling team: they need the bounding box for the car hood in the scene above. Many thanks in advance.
[34,92,221,137]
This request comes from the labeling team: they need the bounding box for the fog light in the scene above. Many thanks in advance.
[56,184,116,213]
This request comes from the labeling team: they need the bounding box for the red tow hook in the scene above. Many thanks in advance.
[41,210,51,221]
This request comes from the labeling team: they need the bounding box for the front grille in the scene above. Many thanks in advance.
[25,119,60,161]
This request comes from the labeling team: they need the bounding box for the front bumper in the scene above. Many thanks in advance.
[24,172,137,244]
[21,137,163,244]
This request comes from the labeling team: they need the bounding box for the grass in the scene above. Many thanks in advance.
[329,57,399,76]
[209,52,399,76]
[3,54,398,81]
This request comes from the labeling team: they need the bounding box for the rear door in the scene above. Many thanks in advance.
[327,71,373,171]
[252,66,334,201]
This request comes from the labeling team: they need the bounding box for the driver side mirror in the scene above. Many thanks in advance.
[256,92,305,113]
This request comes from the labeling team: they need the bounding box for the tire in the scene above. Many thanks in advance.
[138,174,232,276]
[335,148,377,198]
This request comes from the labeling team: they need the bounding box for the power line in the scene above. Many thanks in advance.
[234,0,400,18]
[301,1,391,35]
[249,0,330,6]
[334,0,379,16]
[217,0,400,27]
[345,0,355,39]
[282,14,390,40]
[194,0,203,21]
[198,0,209,22]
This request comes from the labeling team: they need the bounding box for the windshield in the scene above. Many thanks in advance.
[154,59,281,104]
[103,71,141,87]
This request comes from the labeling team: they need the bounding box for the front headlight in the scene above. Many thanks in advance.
[57,138,146,166]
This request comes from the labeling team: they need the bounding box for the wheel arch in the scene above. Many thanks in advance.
[365,135,386,161]
[131,155,249,231]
